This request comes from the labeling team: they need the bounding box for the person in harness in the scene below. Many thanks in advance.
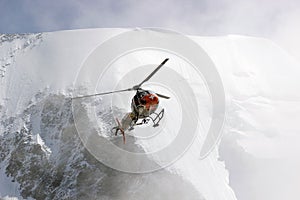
[113,90,160,137]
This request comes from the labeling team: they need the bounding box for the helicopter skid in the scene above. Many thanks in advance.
[128,109,164,130]
[112,109,164,143]
[149,108,164,127]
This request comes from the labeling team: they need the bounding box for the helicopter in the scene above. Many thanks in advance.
[73,58,170,143]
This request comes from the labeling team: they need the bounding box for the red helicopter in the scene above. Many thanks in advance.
[73,58,170,143]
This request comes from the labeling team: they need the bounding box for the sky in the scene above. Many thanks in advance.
[0,0,299,59]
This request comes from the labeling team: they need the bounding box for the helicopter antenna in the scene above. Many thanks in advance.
[72,58,170,99]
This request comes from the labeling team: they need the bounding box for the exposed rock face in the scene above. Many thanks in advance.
[0,94,202,200]
[0,94,103,199]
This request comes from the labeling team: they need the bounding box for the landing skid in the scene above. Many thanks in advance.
[129,108,164,130]
[149,108,164,127]
[111,109,164,142]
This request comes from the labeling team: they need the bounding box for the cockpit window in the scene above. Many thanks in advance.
[138,91,148,98]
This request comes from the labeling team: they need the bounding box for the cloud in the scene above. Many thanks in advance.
[2,0,298,60]
[271,7,300,60]
[0,0,299,67]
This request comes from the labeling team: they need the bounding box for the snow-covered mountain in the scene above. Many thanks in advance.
[0,28,299,200]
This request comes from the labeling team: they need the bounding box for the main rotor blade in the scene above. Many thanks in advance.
[73,58,169,100]
[156,93,170,99]
[133,58,169,89]
[72,88,133,99]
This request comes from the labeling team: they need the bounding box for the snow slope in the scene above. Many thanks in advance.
[0,28,299,200]
[194,35,300,200]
